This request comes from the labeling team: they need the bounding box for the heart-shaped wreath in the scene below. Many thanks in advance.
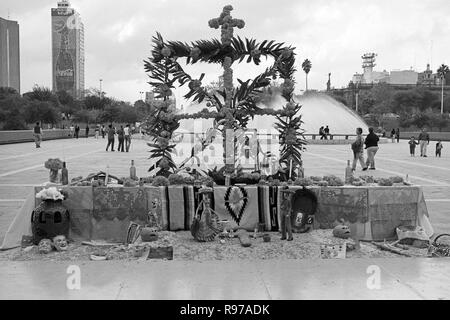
[224,186,248,225]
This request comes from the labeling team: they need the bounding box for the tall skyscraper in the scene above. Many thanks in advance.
[51,0,84,99]
[0,17,20,93]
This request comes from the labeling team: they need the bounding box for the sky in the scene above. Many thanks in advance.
[1,0,449,105]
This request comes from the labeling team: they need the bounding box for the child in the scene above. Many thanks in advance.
[436,140,443,157]
[409,136,418,156]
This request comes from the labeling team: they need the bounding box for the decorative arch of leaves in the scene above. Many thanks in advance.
[144,30,306,178]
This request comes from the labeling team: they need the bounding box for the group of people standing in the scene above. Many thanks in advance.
[408,128,443,157]
[351,127,380,171]
[319,125,330,140]
[105,124,132,152]
[390,128,400,143]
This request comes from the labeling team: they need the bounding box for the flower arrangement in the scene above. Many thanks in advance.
[151,176,170,187]
[322,175,344,186]
[44,158,64,171]
[36,187,68,201]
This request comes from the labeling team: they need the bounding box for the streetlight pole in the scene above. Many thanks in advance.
[441,76,444,115]
[99,79,103,98]
[140,91,144,101]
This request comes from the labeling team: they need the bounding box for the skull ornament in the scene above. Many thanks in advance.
[53,235,68,251]
[38,239,53,254]
[333,225,352,239]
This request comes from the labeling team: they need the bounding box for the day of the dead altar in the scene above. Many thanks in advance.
[0,184,432,250]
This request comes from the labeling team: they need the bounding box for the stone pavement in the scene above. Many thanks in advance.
[0,259,449,300]
[0,137,449,300]
[1,136,449,241]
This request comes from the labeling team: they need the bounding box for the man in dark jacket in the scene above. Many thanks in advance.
[418,128,430,157]
[364,127,379,170]
[106,124,116,151]
[117,125,125,152]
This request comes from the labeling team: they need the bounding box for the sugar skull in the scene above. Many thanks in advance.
[53,235,68,251]
[38,239,53,254]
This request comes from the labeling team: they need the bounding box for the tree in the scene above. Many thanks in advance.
[99,103,121,123]
[411,112,431,129]
[392,89,420,114]
[398,113,413,129]
[437,64,449,114]
[24,101,61,125]
[83,94,110,110]
[301,59,312,91]
[0,89,28,130]
[429,113,449,132]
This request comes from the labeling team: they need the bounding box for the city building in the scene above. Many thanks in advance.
[0,17,20,92]
[417,64,436,86]
[352,53,431,86]
[145,91,176,106]
[51,0,84,99]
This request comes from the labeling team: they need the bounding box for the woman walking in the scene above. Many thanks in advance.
[351,127,368,171]
[365,127,379,170]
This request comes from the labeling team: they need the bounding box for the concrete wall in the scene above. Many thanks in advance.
[400,131,450,142]
[0,129,96,145]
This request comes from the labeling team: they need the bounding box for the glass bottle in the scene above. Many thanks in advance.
[61,162,69,185]
[130,160,137,180]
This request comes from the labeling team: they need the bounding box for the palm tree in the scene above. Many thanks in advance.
[437,64,449,114]
[301,59,312,91]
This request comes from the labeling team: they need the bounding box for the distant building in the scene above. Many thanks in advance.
[0,17,20,92]
[51,0,85,99]
[389,69,418,85]
[145,91,176,105]
[352,53,427,86]
[417,64,436,86]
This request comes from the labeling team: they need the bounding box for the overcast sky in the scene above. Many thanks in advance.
[1,0,449,104]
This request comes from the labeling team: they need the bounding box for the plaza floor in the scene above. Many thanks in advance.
[0,136,449,299]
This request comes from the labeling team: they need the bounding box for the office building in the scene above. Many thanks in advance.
[0,17,20,92]
[51,0,84,99]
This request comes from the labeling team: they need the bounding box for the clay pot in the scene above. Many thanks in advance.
[263,234,271,242]
[140,228,158,242]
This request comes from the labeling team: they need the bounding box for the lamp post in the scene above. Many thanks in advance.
[99,79,103,98]
[355,82,360,113]
[437,64,449,115]
[140,91,144,101]
[441,76,444,115]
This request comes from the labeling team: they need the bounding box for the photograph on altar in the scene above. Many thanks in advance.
[0,0,449,304]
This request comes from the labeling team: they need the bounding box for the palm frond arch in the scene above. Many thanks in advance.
[143,5,306,178]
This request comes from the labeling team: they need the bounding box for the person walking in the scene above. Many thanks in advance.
[95,125,99,139]
[85,125,90,138]
[319,126,324,140]
[418,128,430,157]
[69,124,74,138]
[74,125,80,139]
[106,124,116,151]
[436,140,443,157]
[390,128,396,143]
[409,136,418,157]
[117,125,125,152]
[396,128,400,143]
[364,127,379,170]
[351,127,368,171]
[101,125,106,139]
[124,124,132,152]
[324,125,330,139]
[33,122,43,148]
